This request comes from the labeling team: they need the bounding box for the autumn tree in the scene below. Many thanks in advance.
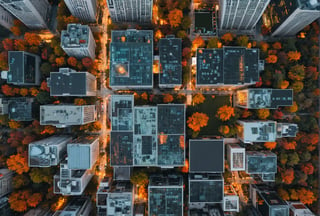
[301,163,314,175]
[266,54,278,64]
[82,57,93,69]
[130,171,148,186]
[192,36,205,51]
[74,98,87,105]
[14,39,26,51]
[8,120,22,129]
[187,112,209,132]
[216,105,235,121]
[291,81,304,93]
[163,94,174,103]
[256,109,270,120]
[285,101,298,113]
[272,110,283,120]
[141,92,148,100]
[0,52,8,70]
[29,87,39,97]
[281,168,295,184]
[8,190,29,212]
[236,35,249,47]
[67,56,78,67]
[22,135,35,145]
[277,188,289,200]
[207,37,220,48]
[272,42,282,50]
[264,142,277,150]
[193,93,205,105]
[282,140,297,150]
[24,32,41,46]
[55,56,66,67]
[280,80,289,89]
[26,193,42,208]
[288,65,305,81]
[221,33,234,44]
[168,9,183,27]
[297,188,317,205]
[7,153,29,174]
[10,26,21,36]
[287,51,301,61]
[2,38,13,51]
[289,189,299,200]
[1,84,14,96]
[13,175,30,189]
[19,88,28,97]
[29,168,52,183]
[182,47,191,58]
[219,125,230,136]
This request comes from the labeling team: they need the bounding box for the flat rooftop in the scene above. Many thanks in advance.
[61,24,90,48]
[196,47,260,86]
[194,10,217,36]
[189,174,223,203]
[238,121,277,143]
[110,30,153,87]
[49,68,96,96]
[111,95,134,131]
[8,97,33,121]
[8,51,37,84]
[246,151,277,174]
[277,123,298,138]
[111,131,133,166]
[189,139,224,172]
[159,36,182,86]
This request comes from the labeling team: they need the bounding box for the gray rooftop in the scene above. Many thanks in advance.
[189,139,224,173]
[111,95,134,131]
[61,24,90,48]
[246,151,277,174]
[53,197,92,216]
[196,47,260,86]
[189,174,224,203]
[159,36,182,86]
[277,123,298,138]
[7,51,39,85]
[8,97,34,121]
[48,68,96,96]
[109,30,153,88]
[111,131,133,166]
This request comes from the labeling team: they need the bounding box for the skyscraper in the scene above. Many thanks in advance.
[64,0,97,23]
[219,0,270,33]
[107,0,153,23]
[267,0,320,37]
[0,0,51,29]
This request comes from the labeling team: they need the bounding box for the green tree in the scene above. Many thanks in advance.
[36,91,52,104]
[236,35,249,47]
[287,152,300,166]
[207,37,219,48]
[40,62,52,77]
[130,171,148,186]
[181,16,191,30]
[176,30,187,39]
[29,168,53,184]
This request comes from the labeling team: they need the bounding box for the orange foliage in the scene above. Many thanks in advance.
[163,94,174,103]
[256,109,270,120]
[297,188,317,205]
[13,88,20,95]
[264,142,277,150]
[82,57,93,68]
[10,26,21,36]
[260,42,269,53]
[14,39,26,51]
[280,80,289,89]
[285,101,298,113]
[193,93,205,105]
[192,36,205,51]
[2,38,13,51]
[282,140,297,150]
[55,57,66,67]
[301,163,314,175]
[281,168,294,184]
[7,153,29,174]
[187,112,209,132]
[168,9,183,27]
[291,81,304,93]
[29,87,39,96]
[40,81,50,92]
[24,32,41,46]
[67,56,77,67]
[179,135,184,149]
[219,125,230,135]
[74,98,87,105]
[278,188,289,200]
[287,51,301,61]
[22,135,35,145]
[266,54,278,64]
[272,42,282,50]
[272,110,283,120]
[241,109,252,118]
[216,105,235,121]
[26,193,42,208]
[181,159,189,173]
[41,126,56,135]
[289,189,299,200]
[221,33,234,44]
[158,132,168,145]
[19,88,28,96]
[8,120,22,129]
[8,190,29,212]
[141,92,148,100]
[1,84,14,96]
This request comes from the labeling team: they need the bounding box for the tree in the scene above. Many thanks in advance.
[193,93,205,105]
[192,36,205,51]
[272,110,283,120]
[287,152,300,166]
[287,51,301,61]
[278,188,289,200]
[67,57,78,67]
[29,88,39,97]
[1,84,14,96]
[36,91,51,104]
[207,37,219,48]
[40,62,52,77]
[7,153,29,174]
[182,47,191,58]
[82,57,93,69]
[187,112,209,132]
[264,142,277,150]
[281,168,294,184]
[280,80,289,89]
[163,94,174,103]
[13,175,30,189]
[181,16,191,30]
[236,35,249,47]
[221,33,234,44]
[8,120,22,129]
[219,125,230,135]
[74,98,87,105]
[279,152,288,165]
[288,65,305,81]
[2,38,13,51]
[26,193,42,208]
[256,109,270,120]
[282,140,297,150]
[14,39,26,51]
[297,188,317,205]
[24,32,41,46]
[8,190,29,212]
[141,92,148,100]
[19,88,28,97]
[289,189,299,200]
[29,168,52,183]
[301,163,314,175]
[177,30,187,39]
[266,54,278,64]
[272,42,282,50]
[55,56,66,67]
[291,81,304,93]
[285,101,298,113]
[216,105,235,121]
[130,171,148,186]
[0,52,8,70]
[40,81,50,92]
[168,9,183,27]
[10,26,21,36]
[306,66,319,80]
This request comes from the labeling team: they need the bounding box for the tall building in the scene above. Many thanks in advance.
[61,24,96,60]
[219,0,270,33]
[148,175,183,216]
[64,0,97,23]
[287,202,315,216]
[196,47,263,88]
[4,51,41,86]
[107,0,152,24]
[67,135,99,170]
[28,135,72,167]
[53,162,93,196]
[0,0,51,29]
[47,68,97,97]
[109,30,153,89]
[40,104,96,128]
[235,88,293,109]
[0,6,14,31]
[8,97,34,121]
[267,0,320,37]
[0,169,13,198]
[53,197,92,216]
